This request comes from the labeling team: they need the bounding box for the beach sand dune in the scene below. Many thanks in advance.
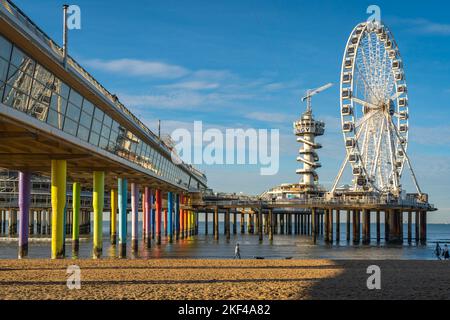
[0,259,448,300]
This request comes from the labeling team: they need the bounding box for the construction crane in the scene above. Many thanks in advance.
[302,83,333,112]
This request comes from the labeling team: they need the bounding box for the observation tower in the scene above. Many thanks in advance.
[293,83,331,192]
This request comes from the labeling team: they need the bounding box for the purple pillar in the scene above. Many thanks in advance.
[144,187,151,248]
[18,171,31,258]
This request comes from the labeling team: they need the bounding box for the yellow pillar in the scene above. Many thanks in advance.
[51,160,66,259]
[93,171,105,259]
[110,188,117,245]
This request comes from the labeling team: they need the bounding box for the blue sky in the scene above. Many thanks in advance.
[14,0,450,222]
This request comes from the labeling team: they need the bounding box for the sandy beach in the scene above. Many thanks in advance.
[0,259,449,300]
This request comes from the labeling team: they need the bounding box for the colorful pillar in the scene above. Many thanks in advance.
[110,188,117,245]
[151,189,155,240]
[155,189,162,245]
[18,171,31,259]
[144,187,151,247]
[180,195,184,239]
[118,178,128,258]
[164,209,167,237]
[143,187,147,242]
[168,192,173,242]
[131,183,139,252]
[72,182,81,253]
[93,171,104,259]
[175,194,180,240]
[51,160,66,259]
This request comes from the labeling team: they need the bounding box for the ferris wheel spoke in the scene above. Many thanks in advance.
[370,115,386,179]
[355,63,379,102]
[384,114,398,189]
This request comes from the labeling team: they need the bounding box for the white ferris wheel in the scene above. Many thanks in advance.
[332,21,422,196]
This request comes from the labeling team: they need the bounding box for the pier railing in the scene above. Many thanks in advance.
[198,197,435,211]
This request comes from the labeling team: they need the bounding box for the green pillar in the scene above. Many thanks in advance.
[93,171,105,259]
[72,182,81,254]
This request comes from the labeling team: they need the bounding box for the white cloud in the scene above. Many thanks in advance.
[410,125,450,146]
[120,90,254,110]
[392,18,450,36]
[245,111,292,123]
[83,58,189,78]
[158,81,220,90]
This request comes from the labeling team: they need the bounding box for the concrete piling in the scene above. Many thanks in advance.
[420,211,427,245]
[269,209,273,241]
[376,210,380,243]
[335,210,340,243]
[214,206,219,240]
[362,209,370,245]
[407,211,412,244]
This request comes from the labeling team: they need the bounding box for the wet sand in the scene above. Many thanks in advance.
[0,259,449,300]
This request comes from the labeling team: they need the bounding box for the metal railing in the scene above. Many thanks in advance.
[199,196,435,210]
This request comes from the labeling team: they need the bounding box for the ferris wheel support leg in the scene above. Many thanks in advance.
[389,118,423,195]
[331,154,350,194]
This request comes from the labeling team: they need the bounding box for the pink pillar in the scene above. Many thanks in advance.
[131,183,139,252]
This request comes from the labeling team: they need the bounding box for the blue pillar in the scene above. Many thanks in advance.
[118,178,128,258]
[150,190,155,239]
[168,192,173,243]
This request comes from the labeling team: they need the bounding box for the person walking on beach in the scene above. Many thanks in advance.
[443,244,450,260]
[435,242,442,260]
[234,243,241,259]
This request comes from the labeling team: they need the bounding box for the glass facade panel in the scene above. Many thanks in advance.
[66,102,81,121]
[63,118,78,136]
[34,64,53,85]
[99,137,108,149]
[54,78,70,99]
[0,36,12,60]
[50,94,67,114]
[30,80,52,106]
[91,119,102,134]
[79,111,92,128]
[7,67,33,94]
[77,125,90,141]
[89,132,100,146]
[28,99,48,121]
[69,89,83,106]
[82,99,94,114]
[94,107,104,122]
[0,58,8,82]
[101,125,110,139]
[47,109,64,129]
[3,86,29,111]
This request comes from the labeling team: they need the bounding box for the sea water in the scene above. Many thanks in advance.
[0,222,449,260]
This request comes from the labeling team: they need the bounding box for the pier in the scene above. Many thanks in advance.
[0,0,438,260]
